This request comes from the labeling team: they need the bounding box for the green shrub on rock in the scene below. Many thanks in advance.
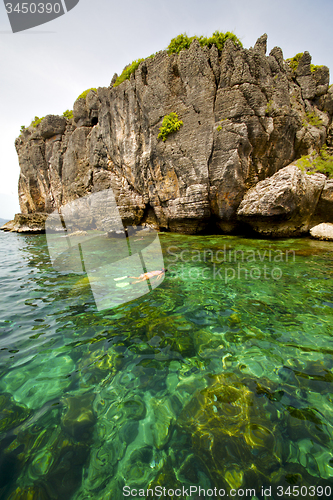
[200,31,243,51]
[31,116,45,127]
[302,111,323,128]
[167,33,194,54]
[265,100,274,116]
[216,118,227,131]
[19,116,45,132]
[311,64,324,73]
[296,145,333,178]
[113,60,144,87]
[287,53,323,74]
[286,52,303,72]
[63,109,74,120]
[111,31,242,90]
[167,30,242,55]
[76,88,98,101]
[158,113,183,141]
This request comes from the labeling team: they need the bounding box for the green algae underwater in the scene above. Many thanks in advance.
[1,231,333,499]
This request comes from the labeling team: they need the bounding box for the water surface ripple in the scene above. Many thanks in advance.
[0,232,333,499]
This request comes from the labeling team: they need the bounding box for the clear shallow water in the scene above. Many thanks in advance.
[0,231,333,499]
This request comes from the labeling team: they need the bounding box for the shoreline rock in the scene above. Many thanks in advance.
[310,222,333,241]
[1,213,48,233]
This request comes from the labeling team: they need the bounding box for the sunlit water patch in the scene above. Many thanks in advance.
[0,231,333,499]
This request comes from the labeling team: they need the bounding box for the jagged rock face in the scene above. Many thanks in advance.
[15,35,333,234]
[16,121,75,214]
[237,165,327,237]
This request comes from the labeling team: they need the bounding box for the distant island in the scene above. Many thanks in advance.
[2,32,333,239]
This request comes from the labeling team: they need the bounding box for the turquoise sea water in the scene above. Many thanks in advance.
[1,231,333,499]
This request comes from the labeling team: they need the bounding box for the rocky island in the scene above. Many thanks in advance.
[2,32,333,238]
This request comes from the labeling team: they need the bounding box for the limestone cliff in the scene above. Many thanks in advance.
[6,34,333,235]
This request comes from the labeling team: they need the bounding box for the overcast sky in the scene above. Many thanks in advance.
[0,0,332,219]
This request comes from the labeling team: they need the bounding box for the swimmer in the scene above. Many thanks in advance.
[129,268,166,283]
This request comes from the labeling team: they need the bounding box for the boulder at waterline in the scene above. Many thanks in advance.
[310,222,333,241]
[237,165,326,237]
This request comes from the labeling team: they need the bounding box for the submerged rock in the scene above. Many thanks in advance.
[78,346,126,386]
[0,393,31,435]
[0,395,93,500]
[177,373,282,490]
[269,463,333,500]
[151,397,176,449]
[146,315,195,357]
[175,371,333,493]
[7,485,49,500]
[61,393,96,440]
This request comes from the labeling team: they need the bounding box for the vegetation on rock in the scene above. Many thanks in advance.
[113,31,242,88]
[31,116,45,127]
[286,52,303,72]
[20,116,45,132]
[17,31,243,135]
[287,52,323,73]
[265,100,274,116]
[63,109,74,120]
[21,111,73,133]
[76,88,98,100]
[113,59,145,87]
[296,145,333,178]
[302,111,323,128]
[158,113,183,141]
[216,118,227,131]
[310,64,324,72]
[167,31,242,54]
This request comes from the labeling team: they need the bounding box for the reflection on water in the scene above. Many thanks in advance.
[0,231,333,499]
